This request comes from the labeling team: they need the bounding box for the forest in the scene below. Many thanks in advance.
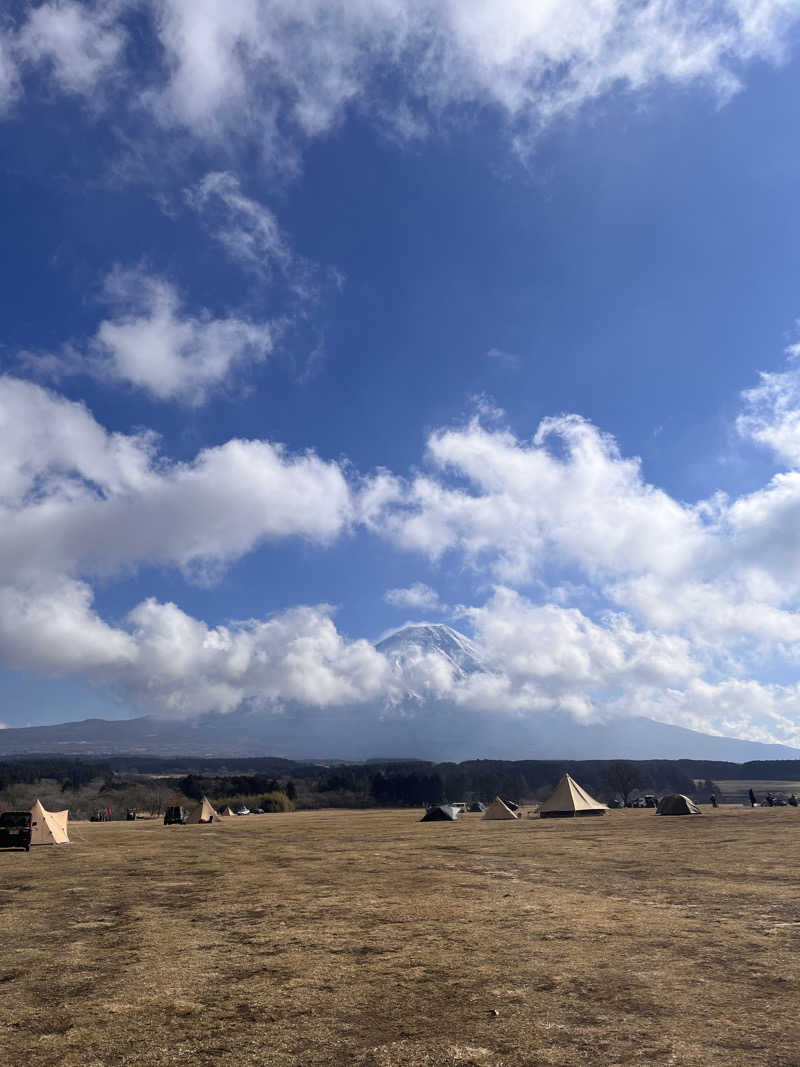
[3,754,799,816]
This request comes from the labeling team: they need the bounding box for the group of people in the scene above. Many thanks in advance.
[747,788,799,807]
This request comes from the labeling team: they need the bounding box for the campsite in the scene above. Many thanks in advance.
[3,804,800,1067]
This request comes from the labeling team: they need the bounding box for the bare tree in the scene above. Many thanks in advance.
[606,762,644,806]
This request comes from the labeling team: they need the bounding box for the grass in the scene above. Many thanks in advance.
[2,806,800,1066]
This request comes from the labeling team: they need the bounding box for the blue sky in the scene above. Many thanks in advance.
[5,1,800,747]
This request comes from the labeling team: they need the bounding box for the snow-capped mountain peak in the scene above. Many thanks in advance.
[375,623,484,676]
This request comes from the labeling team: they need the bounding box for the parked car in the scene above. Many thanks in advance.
[235,807,250,816]
[0,811,32,851]
[163,805,187,825]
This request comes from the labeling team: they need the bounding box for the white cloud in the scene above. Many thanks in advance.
[624,678,800,750]
[5,1,800,160]
[451,585,700,719]
[364,413,705,584]
[362,372,800,685]
[487,346,520,365]
[737,349,800,465]
[0,575,704,727]
[85,268,277,405]
[121,600,390,716]
[7,354,800,747]
[0,376,353,585]
[0,577,136,674]
[143,0,800,156]
[184,171,293,280]
[17,0,125,98]
[384,582,445,612]
[0,31,20,113]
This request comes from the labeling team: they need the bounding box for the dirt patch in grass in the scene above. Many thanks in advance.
[1,808,800,1065]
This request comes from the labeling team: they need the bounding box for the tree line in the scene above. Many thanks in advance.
[3,755,800,813]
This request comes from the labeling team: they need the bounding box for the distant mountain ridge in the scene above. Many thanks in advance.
[1,623,798,762]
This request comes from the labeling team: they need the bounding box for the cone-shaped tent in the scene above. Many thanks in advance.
[420,804,459,822]
[657,794,701,816]
[186,796,219,824]
[30,799,70,844]
[220,806,235,817]
[539,774,607,818]
[483,796,520,820]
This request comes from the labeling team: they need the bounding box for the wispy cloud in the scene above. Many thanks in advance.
[184,171,293,282]
[487,346,520,366]
[4,1,800,162]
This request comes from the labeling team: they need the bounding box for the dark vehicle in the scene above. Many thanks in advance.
[0,811,32,851]
[163,805,187,825]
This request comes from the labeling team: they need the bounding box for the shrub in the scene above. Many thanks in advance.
[260,791,295,813]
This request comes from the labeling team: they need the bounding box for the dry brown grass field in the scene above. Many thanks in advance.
[2,806,800,1067]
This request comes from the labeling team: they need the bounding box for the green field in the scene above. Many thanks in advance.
[2,806,800,1066]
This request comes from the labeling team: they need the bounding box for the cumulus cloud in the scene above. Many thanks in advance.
[6,360,800,747]
[0,577,136,675]
[623,678,800,750]
[737,349,800,465]
[82,268,277,405]
[384,582,445,612]
[0,576,704,727]
[121,600,391,717]
[0,375,353,585]
[363,413,705,584]
[363,376,800,688]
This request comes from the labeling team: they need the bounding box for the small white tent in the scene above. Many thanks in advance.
[30,799,70,845]
[186,796,219,824]
[220,806,235,817]
[483,796,520,820]
[539,774,607,818]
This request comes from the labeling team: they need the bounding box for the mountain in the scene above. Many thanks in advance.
[376,624,485,675]
[1,624,798,761]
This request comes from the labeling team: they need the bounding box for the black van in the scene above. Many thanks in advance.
[0,811,32,851]
[164,806,187,825]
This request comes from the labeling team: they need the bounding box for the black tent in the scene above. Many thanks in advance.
[468,802,486,813]
[656,794,701,816]
[420,804,459,822]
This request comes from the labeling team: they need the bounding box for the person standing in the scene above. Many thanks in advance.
[749,788,757,807]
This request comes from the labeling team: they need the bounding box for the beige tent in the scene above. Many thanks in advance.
[539,774,607,818]
[186,796,219,824]
[483,796,520,820]
[30,799,70,845]
[220,806,235,817]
